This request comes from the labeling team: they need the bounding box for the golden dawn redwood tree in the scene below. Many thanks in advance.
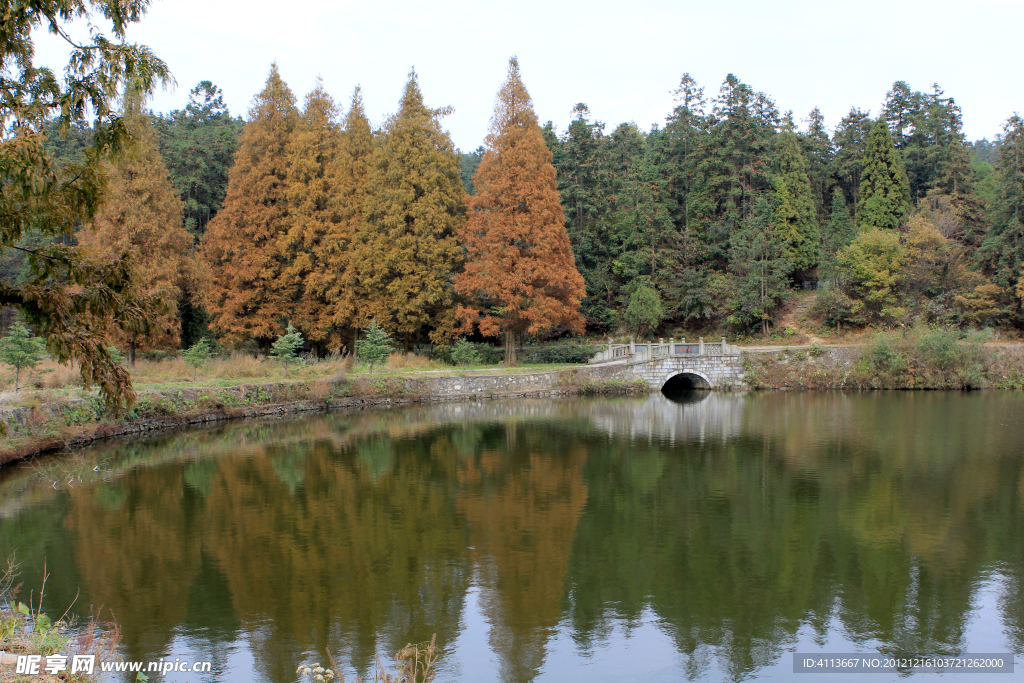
[77,101,198,366]
[455,58,585,363]
[315,87,375,351]
[279,79,342,348]
[351,71,465,347]
[200,63,298,344]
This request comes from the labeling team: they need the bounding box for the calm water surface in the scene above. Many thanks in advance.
[1,392,1023,682]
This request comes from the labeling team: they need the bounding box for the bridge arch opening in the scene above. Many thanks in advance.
[661,372,712,395]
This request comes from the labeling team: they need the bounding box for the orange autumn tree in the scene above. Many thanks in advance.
[279,80,343,349]
[315,87,375,352]
[455,58,585,363]
[78,98,198,366]
[201,63,298,344]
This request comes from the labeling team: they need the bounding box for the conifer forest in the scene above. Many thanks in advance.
[5,58,1024,364]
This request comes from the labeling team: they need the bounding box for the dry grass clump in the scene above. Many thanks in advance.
[0,557,121,683]
[385,353,444,371]
[297,634,440,683]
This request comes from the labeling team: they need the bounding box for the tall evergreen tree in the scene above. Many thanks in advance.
[857,118,910,230]
[200,63,299,344]
[455,58,585,364]
[608,144,674,284]
[819,189,856,286]
[831,108,873,221]
[665,73,711,239]
[316,87,375,350]
[978,115,1024,297]
[798,107,833,221]
[279,80,342,347]
[883,81,920,150]
[705,74,776,252]
[153,81,244,235]
[552,104,613,328]
[351,70,465,347]
[727,196,789,335]
[770,131,818,272]
[77,99,197,365]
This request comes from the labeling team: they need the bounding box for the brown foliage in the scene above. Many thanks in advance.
[454,58,585,363]
[278,80,343,345]
[350,71,466,347]
[201,64,299,344]
[77,102,198,359]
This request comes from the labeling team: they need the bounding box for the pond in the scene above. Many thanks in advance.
[1,391,1022,682]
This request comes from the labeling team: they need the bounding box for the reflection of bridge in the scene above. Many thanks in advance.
[590,338,746,390]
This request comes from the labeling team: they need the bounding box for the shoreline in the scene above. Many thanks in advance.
[0,366,646,465]
[4,338,1024,466]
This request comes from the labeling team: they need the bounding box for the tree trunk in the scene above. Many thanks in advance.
[128,339,136,367]
[504,331,518,365]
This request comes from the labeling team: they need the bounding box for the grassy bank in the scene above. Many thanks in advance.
[742,328,1024,390]
[0,363,644,464]
[0,374,426,463]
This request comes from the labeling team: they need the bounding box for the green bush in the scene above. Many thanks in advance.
[430,342,503,366]
[520,341,596,364]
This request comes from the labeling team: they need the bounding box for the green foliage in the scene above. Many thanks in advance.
[519,341,597,364]
[819,189,856,285]
[977,115,1024,299]
[352,70,465,346]
[727,197,790,335]
[811,286,856,328]
[622,281,665,339]
[459,146,484,195]
[449,338,481,367]
[357,320,393,373]
[153,81,245,235]
[771,131,818,272]
[858,326,985,388]
[857,118,911,230]
[0,321,48,391]
[183,339,213,379]
[270,324,305,363]
[837,229,908,324]
[0,0,172,412]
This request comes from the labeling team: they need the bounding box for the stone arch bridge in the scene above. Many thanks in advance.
[590,338,745,390]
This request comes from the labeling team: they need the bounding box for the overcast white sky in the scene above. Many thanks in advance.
[33,0,1024,150]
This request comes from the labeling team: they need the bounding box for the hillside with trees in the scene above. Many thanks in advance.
[11,58,1024,378]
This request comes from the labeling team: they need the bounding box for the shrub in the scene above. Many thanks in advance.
[450,338,481,367]
[270,324,304,363]
[0,321,48,392]
[183,339,213,380]
[520,341,596,364]
[357,320,393,373]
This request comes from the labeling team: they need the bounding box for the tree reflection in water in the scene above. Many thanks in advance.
[1,392,1022,682]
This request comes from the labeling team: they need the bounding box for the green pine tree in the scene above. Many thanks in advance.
[270,324,304,363]
[183,338,213,380]
[357,320,393,373]
[857,118,911,230]
[819,189,856,286]
[0,321,48,392]
[622,281,665,339]
[728,197,791,336]
[977,115,1024,300]
[770,131,819,273]
[450,338,481,367]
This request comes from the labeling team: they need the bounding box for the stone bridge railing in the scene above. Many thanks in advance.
[591,338,742,364]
